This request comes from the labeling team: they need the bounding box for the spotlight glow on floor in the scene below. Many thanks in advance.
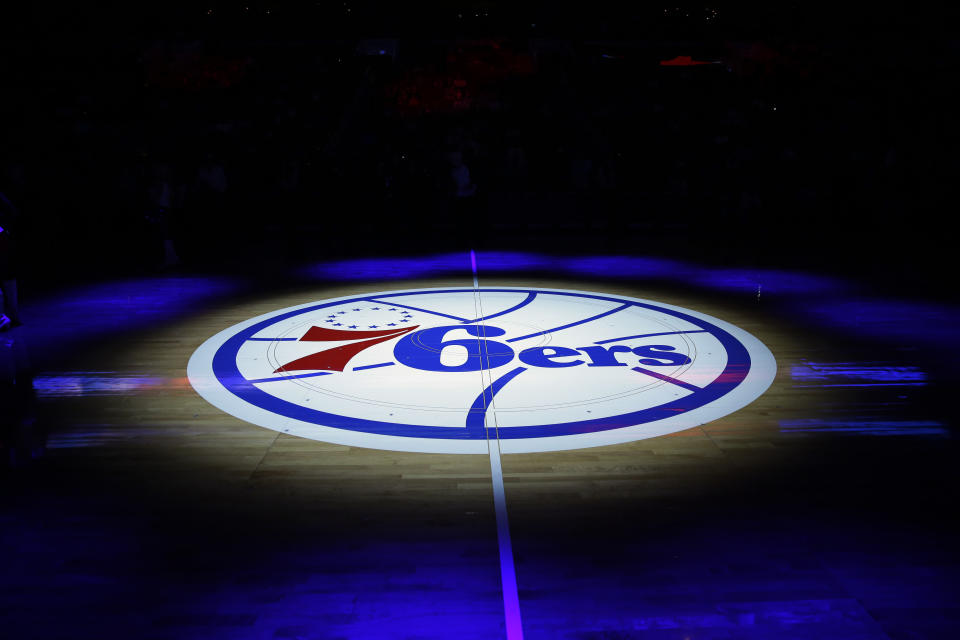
[188,287,776,453]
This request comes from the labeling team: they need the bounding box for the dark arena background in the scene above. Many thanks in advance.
[2,3,959,639]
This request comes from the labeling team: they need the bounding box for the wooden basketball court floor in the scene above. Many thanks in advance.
[2,263,958,640]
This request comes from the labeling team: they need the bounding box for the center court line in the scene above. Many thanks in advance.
[464,292,537,324]
[470,249,525,640]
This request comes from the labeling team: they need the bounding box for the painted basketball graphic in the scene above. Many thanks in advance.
[188,287,777,453]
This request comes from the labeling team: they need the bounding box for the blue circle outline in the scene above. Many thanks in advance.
[211,289,751,440]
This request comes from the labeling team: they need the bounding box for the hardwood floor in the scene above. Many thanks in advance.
[2,274,956,639]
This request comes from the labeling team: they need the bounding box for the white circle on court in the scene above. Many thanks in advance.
[188,287,776,453]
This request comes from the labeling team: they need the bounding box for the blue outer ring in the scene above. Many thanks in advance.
[212,289,751,440]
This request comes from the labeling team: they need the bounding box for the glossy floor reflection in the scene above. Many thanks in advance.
[1,255,958,640]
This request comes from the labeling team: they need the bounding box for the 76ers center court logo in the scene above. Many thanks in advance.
[188,288,776,453]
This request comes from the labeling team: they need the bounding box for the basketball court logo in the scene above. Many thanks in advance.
[188,287,776,453]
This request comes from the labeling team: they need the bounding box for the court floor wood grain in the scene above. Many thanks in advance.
[2,275,957,640]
